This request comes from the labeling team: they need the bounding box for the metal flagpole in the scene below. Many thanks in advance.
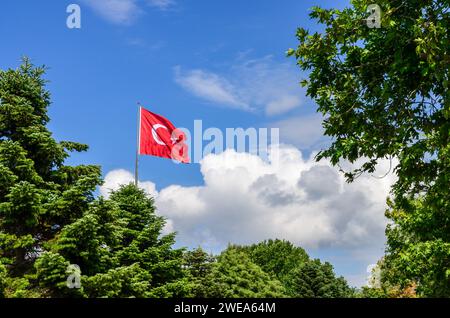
[135,102,141,187]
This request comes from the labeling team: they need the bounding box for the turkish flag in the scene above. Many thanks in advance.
[139,107,189,163]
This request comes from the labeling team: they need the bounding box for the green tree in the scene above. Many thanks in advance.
[0,59,102,297]
[237,239,309,282]
[183,247,215,297]
[356,258,418,298]
[38,185,193,298]
[383,199,450,297]
[107,184,191,298]
[204,246,286,298]
[285,259,354,298]
[0,263,7,298]
[289,0,449,296]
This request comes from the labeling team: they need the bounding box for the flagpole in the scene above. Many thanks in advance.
[135,102,141,187]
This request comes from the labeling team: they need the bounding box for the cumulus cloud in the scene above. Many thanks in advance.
[161,218,175,236]
[100,169,158,199]
[298,165,341,200]
[99,146,397,286]
[176,146,394,250]
[100,146,396,253]
[174,56,304,116]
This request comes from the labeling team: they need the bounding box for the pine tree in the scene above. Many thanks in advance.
[183,247,215,298]
[0,59,102,297]
[285,259,354,298]
[106,184,192,297]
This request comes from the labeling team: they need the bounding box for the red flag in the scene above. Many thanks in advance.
[138,107,189,163]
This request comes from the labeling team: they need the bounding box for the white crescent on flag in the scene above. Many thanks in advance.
[152,124,168,146]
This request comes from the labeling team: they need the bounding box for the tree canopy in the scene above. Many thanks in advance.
[0,59,102,297]
[289,0,449,296]
[202,246,287,298]
[285,259,354,298]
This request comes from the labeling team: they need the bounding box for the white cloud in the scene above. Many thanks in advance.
[174,56,304,116]
[100,169,158,198]
[102,146,396,249]
[100,145,397,285]
[161,218,174,236]
[266,95,301,116]
[82,0,142,25]
[174,67,250,111]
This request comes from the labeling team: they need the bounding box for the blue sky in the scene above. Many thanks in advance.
[0,0,394,287]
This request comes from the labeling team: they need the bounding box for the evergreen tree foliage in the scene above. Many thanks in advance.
[183,247,215,298]
[0,59,102,297]
[285,259,354,298]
